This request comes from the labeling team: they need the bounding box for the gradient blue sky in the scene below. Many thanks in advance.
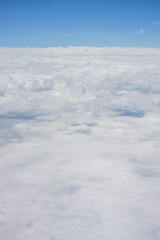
[0,0,160,47]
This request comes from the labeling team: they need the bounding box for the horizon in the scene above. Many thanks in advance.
[1,45,160,50]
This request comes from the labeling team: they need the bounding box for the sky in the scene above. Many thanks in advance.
[0,0,160,48]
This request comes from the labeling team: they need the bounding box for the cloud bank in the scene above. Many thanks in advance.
[0,47,160,240]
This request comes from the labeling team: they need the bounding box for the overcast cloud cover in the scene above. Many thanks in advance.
[0,47,160,240]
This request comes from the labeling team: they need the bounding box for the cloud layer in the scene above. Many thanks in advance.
[0,47,160,240]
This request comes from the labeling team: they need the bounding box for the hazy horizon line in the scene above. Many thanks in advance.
[0,45,160,49]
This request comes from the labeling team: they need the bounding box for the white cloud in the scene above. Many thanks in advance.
[152,21,160,25]
[134,29,145,34]
[0,47,160,240]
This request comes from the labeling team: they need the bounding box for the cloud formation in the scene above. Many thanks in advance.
[0,47,160,240]
[134,29,145,34]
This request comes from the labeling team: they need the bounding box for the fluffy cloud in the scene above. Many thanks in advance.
[0,47,160,240]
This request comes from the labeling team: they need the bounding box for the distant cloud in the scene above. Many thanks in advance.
[152,22,160,25]
[134,29,145,34]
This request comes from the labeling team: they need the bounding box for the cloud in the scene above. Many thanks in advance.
[0,47,160,240]
[152,21,160,25]
[134,29,145,34]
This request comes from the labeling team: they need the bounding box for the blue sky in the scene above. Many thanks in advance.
[0,0,160,47]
